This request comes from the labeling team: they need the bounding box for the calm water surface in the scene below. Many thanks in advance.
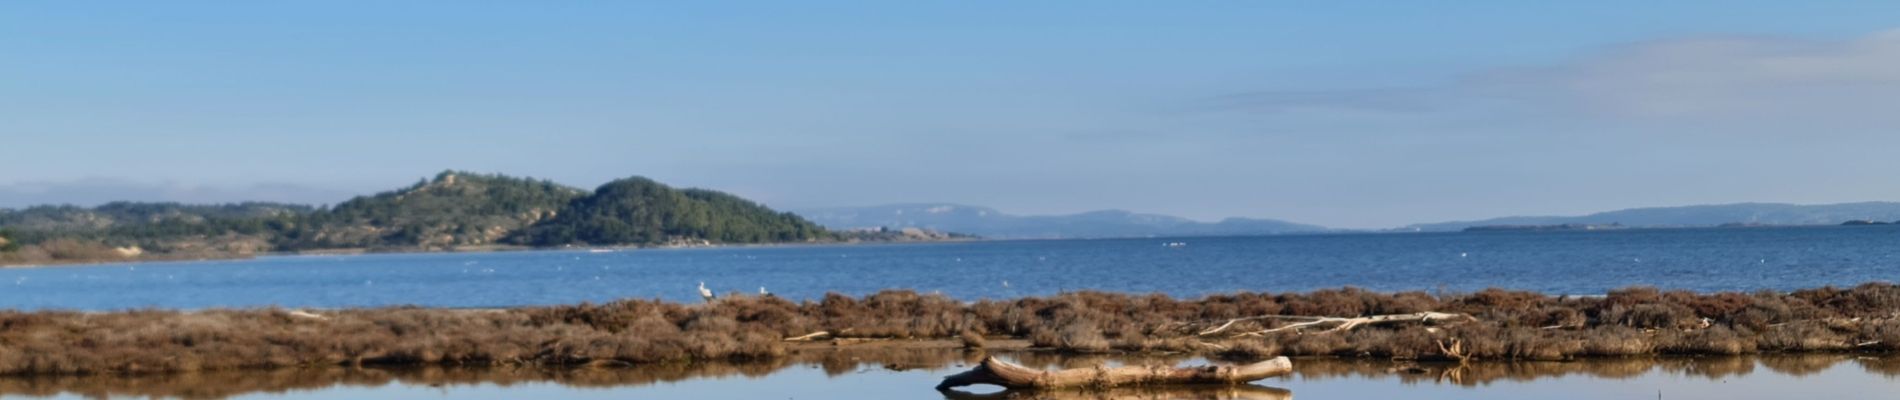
[6,351,1898,399]
[5,226,1900,310]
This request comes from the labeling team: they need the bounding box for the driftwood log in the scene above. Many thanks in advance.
[939,384,1293,400]
[936,356,1292,391]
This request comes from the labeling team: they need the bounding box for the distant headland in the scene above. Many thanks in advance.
[0,171,965,267]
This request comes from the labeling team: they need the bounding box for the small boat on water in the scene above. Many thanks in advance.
[1163,242,1187,248]
[587,249,615,253]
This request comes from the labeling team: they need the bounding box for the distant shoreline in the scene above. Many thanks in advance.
[0,236,983,269]
[8,222,1894,268]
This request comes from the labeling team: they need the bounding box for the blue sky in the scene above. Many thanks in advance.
[6,2,1900,228]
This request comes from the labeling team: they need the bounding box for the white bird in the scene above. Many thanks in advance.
[698,281,715,303]
[760,286,773,297]
[1001,280,1010,288]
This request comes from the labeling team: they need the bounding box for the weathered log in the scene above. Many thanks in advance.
[939,384,1294,400]
[936,356,1292,391]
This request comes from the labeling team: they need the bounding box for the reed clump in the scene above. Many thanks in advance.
[3,283,1899,375]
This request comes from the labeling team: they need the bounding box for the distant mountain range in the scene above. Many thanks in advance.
[797,201,1900,239]
[1400,202,1900,232]
[791,204,1331,239]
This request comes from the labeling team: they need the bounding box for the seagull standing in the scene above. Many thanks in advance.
[759,286,773,297]
[698,281,715,303]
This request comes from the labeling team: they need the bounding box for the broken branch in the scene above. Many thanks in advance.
[936,356,1292,390]
[1194,312,1475,337]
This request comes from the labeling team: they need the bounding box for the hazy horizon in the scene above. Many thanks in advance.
[10,2,1900,229]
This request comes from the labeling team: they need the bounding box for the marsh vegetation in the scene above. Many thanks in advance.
[3,284,1899,376]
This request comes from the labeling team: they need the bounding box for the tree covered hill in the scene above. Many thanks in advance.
[278,171,587,249]
[0,202,309,248]
[0,171,859,265]
[511,177,827,246]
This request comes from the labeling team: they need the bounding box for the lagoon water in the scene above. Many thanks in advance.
[7,351,1899,400]
[4,226,1900,310]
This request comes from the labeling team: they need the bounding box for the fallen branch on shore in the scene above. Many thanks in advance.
[1196,312,1475,337]
[939,384,1294,400]
[784,331,833,341]
[783,328,863,342]
[936,356,1292,390]
[286,310,328,320]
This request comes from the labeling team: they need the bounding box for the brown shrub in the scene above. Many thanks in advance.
[958,330,986,350]
[1669,291,1754,319]
[1758,323,1849,352]
[1345,326,1439,359]
[1054,319,1110,353]
[1605,287,1663,307]
[1452,288,1544,317]
[1576,326,1653,356]
[1662,326,1756,355]
[1859,319,1900,352]
[1215,340,1281,361]
[1281,333,1350,356]
[1604,303,1699,329]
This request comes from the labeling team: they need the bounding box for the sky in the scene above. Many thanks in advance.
[6,2,1900,229]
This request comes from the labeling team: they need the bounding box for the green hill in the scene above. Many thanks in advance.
[513,177,827,246]
[279,171,587,249]
[0,202,309,260]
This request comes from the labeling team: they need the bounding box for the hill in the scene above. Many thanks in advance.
[792,203,1329,239]
[279,171,587,249]
[511,177,828,246]
[0,171,850,266]
[0,202,311,262]
[1402,202,1900,232]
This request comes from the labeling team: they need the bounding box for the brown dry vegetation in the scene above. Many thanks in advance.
[2,284,1899,376]
[0,237,264,267]
[0,239,133,266]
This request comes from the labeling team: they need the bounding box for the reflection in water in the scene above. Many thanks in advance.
[0,362,784,400]
[1290,354,1897,387]
[2,350,1897,399]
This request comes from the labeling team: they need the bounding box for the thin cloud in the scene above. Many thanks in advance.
[1204,29,1900,129]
